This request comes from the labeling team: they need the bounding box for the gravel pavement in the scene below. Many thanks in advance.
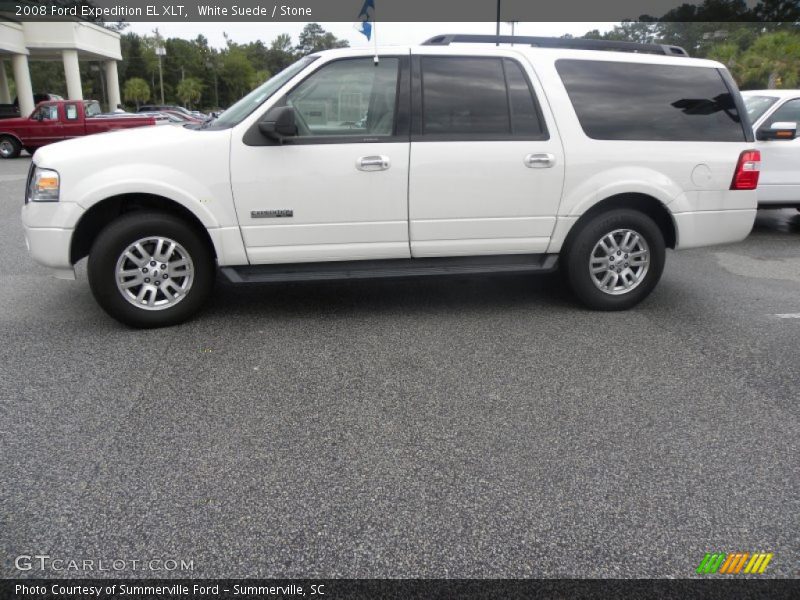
[1,157,798,578]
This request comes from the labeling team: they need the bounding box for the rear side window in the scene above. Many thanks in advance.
[65,104,78,120]
[420,56,547,139]
[555,59,745,142]
[85,102,101,117]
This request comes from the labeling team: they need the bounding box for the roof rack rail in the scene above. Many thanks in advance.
[421,34,689,57]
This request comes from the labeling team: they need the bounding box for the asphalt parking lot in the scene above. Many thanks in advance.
[1,156,798,579]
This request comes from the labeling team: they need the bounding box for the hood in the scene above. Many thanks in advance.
[0,115,31,128]
[34,124,222,168]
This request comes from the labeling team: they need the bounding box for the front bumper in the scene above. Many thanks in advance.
[21,201,84,279]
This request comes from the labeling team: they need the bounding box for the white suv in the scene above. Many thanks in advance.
[22,35,761,328]
[742,89,800,208]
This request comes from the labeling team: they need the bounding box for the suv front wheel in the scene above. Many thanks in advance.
[563,209,666,310]
[88,211,215,327]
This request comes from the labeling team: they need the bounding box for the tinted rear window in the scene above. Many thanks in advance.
[556,59,745,142]
[420,56,547,139]
[422,57,509,135]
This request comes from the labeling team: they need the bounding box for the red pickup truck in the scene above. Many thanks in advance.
[0,100,163,159]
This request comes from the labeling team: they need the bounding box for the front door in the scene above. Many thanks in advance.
[408,54,564,257]
[24,103,63,147]
[757,97,800,203]
[230,55,411,264]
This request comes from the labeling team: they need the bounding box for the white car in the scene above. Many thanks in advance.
[22,35,761,328]
[742,89,800,208]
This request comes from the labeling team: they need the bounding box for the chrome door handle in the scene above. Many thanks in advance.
[524,153,556,168]
[357,155,390,171]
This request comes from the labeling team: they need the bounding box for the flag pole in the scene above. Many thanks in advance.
[496,0,501,46]
[373,3,379,64]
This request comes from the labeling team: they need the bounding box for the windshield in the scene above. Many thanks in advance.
[743,95,779,124]
[208,56,318,129]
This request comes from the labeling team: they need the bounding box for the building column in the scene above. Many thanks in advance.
[62,49,83,100]
[0,59,11,104]
[11,53,34,115]
[104,60,121,110]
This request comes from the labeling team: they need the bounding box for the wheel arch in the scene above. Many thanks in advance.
[70,193,217,265]
[560,193,677,255]
[0,132,23,152]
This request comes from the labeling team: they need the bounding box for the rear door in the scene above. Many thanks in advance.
[408,53,564,257]
[756,97,800,203]
[61,102,85,140]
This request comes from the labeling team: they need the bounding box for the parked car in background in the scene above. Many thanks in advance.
[742,90,800,209]
[137,104,203,118]
[0,100,164,158]
[22,36,761,327]
[129,111,191,125]
[159,109,206,124]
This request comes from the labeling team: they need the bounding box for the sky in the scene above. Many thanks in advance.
[126,22,615,49]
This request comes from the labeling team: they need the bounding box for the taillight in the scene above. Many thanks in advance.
[730,150,760,190]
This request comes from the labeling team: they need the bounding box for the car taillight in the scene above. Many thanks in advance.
[730,150,760,190]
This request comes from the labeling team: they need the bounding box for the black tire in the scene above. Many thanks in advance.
[562,209,666,311]
[88,211,215,328]
[0,135,22,159]
[24,146,36,156]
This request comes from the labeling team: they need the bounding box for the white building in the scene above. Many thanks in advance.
[0,19,122,115]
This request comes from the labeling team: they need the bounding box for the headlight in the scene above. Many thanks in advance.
[27,167,60,202]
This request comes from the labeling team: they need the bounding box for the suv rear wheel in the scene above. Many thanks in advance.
[563,209,665,310]
[88,211,215,327]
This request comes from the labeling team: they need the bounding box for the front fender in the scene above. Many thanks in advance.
[67,163,236,229]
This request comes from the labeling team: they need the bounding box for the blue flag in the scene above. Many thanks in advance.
[357,0,375,41]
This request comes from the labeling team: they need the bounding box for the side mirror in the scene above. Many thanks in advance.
[33,112,43,121]
[756,121,797,141]
[258,106,297,141]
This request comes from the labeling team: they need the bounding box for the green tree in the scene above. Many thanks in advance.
[754,0,800,24]
[175,77,204,108]
[267,34,296,73]
[584,19,658,44]
[738,31,800,88]
[296,23,349,56]
[219,47,255,101]
[250,70,271,89]
[123,77,150,109]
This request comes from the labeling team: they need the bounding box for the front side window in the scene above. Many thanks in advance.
[285,57,400,137]
[556,59,746,142]
[35,105,58,120]
[766,98,800,127]
[419,56,546,138]
[209,55,318,130]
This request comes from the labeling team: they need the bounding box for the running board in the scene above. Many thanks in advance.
[221,254,558,284]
